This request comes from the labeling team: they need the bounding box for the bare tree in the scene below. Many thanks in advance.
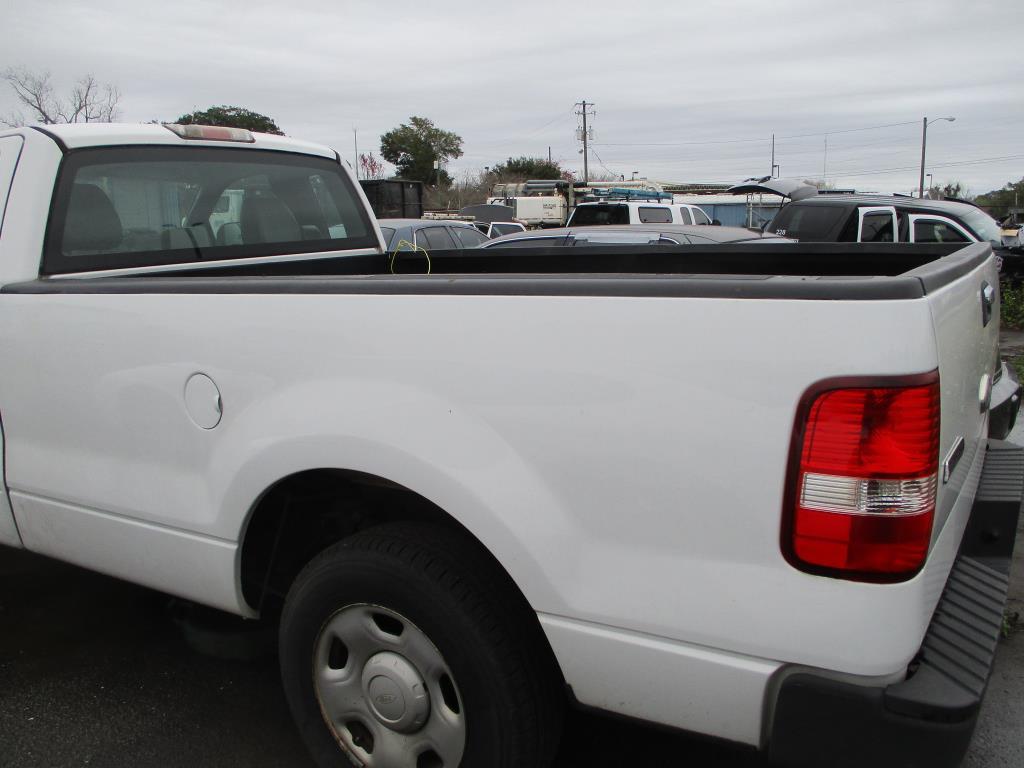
[359,152,387,180]
[2,67,121,127]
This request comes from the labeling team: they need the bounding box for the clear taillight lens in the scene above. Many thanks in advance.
[785,375,940,581]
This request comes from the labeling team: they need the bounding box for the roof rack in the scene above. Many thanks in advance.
[586,188,673,202]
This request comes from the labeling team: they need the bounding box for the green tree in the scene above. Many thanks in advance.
[380,116,463,186]
[976,177,1024,219]
[491,156,563,181]
[174,105,284,135]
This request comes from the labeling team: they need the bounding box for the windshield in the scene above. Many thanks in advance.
[959,208,1002,244]
[568,205,629,226]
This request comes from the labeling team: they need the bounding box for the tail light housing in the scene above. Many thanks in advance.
[163,123,256,143]
[783,373,940,581]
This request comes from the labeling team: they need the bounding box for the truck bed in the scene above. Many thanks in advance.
[8,242,976,303]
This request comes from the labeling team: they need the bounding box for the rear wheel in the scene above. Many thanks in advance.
[279,523,562,768]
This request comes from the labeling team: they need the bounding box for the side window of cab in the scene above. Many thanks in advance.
[637,206,673,224]
[910,216,972,243]
[857,207,897,242]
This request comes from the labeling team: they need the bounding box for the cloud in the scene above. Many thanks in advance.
[2,0,1021,193]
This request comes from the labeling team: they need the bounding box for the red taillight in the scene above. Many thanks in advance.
[785,374,940,581]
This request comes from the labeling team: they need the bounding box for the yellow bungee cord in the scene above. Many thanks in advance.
[389,239,432,275]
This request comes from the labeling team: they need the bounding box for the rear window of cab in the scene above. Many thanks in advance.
[568,205,629,226]
[44,146,376,274]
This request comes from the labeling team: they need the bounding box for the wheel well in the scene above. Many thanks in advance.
[239,469,553,636]
[240,469,459,616]
[241,468,567,707]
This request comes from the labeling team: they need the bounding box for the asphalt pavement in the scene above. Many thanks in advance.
[0,546,767,768]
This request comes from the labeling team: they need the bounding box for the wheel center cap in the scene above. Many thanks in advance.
[367,676,406,721]
[361,651,430,733]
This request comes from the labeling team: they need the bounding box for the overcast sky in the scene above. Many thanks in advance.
[3,0,1022,194]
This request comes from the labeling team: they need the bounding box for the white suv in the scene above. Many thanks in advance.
[567,200,712,227]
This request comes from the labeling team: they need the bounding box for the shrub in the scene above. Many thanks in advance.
[1000,281,1024,330]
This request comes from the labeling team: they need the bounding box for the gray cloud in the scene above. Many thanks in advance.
[3,0,1022,194]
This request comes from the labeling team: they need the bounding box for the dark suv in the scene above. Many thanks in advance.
[767,193,1014,271]
[764,193,1020,439]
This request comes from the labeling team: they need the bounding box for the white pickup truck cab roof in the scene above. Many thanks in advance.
[39,121,338,158]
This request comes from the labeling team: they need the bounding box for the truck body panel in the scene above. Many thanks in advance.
[0,285,978,677]
[0,134,24,546]
[0,124,1017,758]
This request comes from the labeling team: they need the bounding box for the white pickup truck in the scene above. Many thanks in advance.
[0,123,1020,768]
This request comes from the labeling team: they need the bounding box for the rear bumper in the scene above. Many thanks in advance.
[768,440,1023,768]
[989,361,1021,440]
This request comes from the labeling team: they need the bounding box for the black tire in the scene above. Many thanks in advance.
[279,522,563,768]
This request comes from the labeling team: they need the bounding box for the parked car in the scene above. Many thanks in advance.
[765,194,1003,247]
[566,200,713,227]
[730,181,1012,270]
[728,186,1022,439]
[481,224,788,248]
[472,220,527,238]
[377,217,490,250]
[0,122,1020,768]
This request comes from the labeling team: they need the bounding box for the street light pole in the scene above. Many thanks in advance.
[919,116,955,198]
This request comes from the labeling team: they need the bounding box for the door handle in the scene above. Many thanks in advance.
[981,282,995,327]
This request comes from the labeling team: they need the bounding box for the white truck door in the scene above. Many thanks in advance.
[857,206,898,242]
[0,134,25,546]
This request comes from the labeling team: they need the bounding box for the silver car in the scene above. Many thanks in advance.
[480,224,791,248]
[377,218,490,251]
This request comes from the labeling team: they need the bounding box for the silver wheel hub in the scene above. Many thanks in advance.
[313,604,466,768]
[362,651,429,732]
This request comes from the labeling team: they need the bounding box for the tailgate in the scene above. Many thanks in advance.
[924,245,1001,539]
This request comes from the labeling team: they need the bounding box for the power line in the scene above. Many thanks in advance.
[592,119,920,148]
[772,153,1024,180]
[471,108,575,148]
[589,145,618,178]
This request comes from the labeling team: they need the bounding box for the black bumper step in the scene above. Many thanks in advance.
[769,440,1023,768]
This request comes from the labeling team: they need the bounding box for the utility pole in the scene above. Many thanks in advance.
[548,146,552,164]
[918,117,927,198]
[353,127,359,179]
[822,134,828,183]
[919,116,955,198]
[770,133,775,177]
[575,100,595,183]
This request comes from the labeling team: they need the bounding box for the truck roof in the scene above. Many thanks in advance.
[786,193,982,216]
[18,122,338,160]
